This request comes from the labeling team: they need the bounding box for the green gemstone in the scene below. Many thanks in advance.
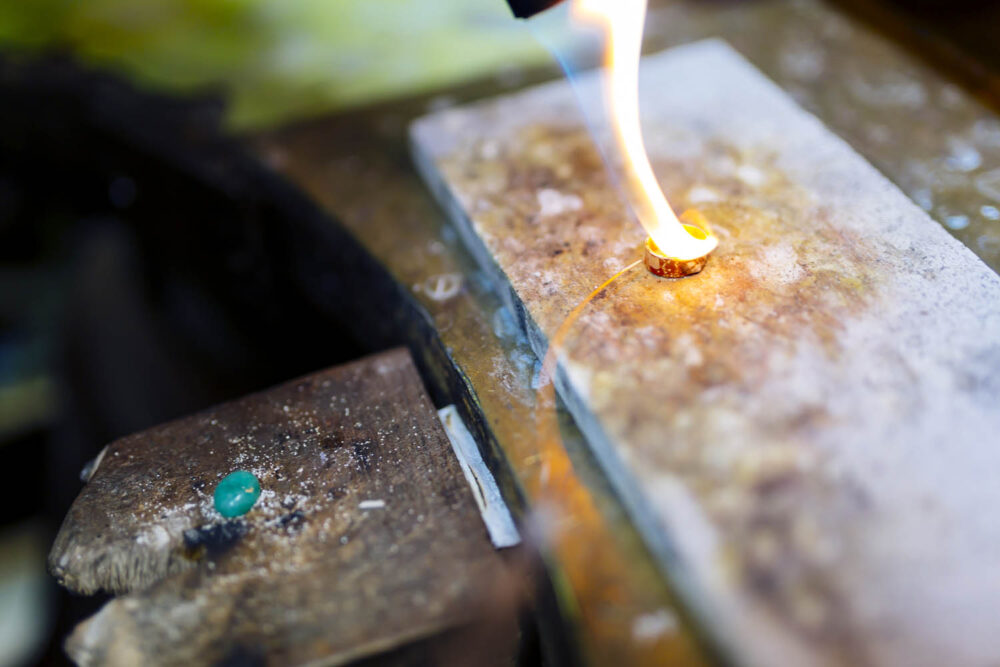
[213,471,261,518]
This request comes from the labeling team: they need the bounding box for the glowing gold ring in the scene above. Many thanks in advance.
[643,224,714,278]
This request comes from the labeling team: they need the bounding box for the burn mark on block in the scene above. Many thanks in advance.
[350,439,377,473]
[182,521,248,561]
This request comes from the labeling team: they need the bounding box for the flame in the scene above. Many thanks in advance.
[570,0,717,261]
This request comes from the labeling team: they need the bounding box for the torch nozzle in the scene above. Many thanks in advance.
[505,0,565,19]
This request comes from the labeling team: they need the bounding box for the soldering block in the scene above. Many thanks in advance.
[411,39,1000,666]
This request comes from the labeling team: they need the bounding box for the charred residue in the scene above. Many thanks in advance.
[183,521,249,561]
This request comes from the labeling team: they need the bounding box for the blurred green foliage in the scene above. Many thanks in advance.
[0,0,559,129]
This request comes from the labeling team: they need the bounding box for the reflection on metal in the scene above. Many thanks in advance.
[438,405,520,548]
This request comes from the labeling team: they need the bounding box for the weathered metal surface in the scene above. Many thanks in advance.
[438,405,521,549]
[411,40,1000,666]
[51,349,512,666]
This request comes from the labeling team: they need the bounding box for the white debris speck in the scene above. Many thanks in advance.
[975,168,1000,202]
[848,74,926,108]
[780,46,824,81]
[973,118,1000,146]
[944,214,970,231]
[603,256,624,272]
[750,244,804,285]
[944,140,982,172]
[632,609,678,641]
[866,124,891,145]
[736,164,766,187]
[415,273,463,302]
[136,525,170,549]
[359,500,386,510]
[687,185,721,204]
[479,140,500,160]
[536,188,582,218]
[911,188,933,211]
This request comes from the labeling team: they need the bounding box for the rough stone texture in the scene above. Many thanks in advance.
[50,349,511,666]
[411,40,1000,667]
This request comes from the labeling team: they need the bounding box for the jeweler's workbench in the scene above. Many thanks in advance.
[248,0,1000,664]
[12,0,1000,663]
